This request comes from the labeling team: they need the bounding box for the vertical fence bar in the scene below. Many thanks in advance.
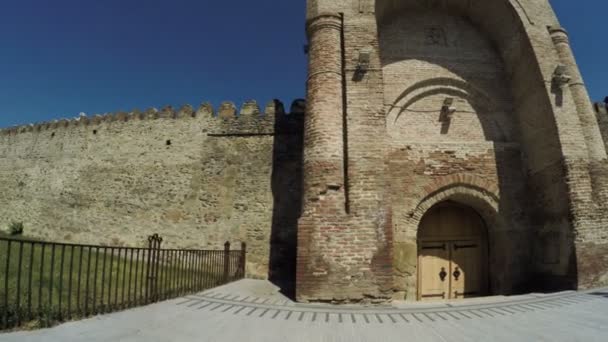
[84,246,91,316]
[208,250,214,287]
[149,245,154,302]
[121,248,128,308]
[192,250,199,292]
[161,250,166,298]
[174,250,180,296]
[114,248,121,308]
[100,247,107,313]
[164,250,172,300]
[217,250,223,285]
[58,245,65,321]
[218,250,223,285]
[181,250,187,295]
[173,250,179,296]
[210,250,216,288]
[172,250,178,298]
[154,238,162,302]
[205,251,210,289]
[153,246,158,302]
[172,250,178,297]
[191,250,197,292]
[176,250,181,296]
[107,248,114,311]
[223,242,230,284]
[151,246,157,301]
[177,250,183,296]
[230,252,235,282]
[190,251,196,290]
[27,243,35,321]
[76,246,84,316]
[127,248,134,307]
[240,242,247,279]
[179,250,183,295]
[38,243,46,322]
[234,251,238,280]
[157,249,164,300]
[192,251,198,291]
[48,243,56,325]
[160,250,169,299]
[139,249,146,305]
[204,251,209,288]
[145,242,151,304]
[205,251,210,288]
[134,249,141,305]
[216,250,221,286]
[209,251,214,288]
[3,240,11,330]
[234,251,239,280]
[92,247,100,315]
[67,245,74,319]
[154,240,159,302]
[15,241,24,327]
[186,251,193,292]
[196,251,203,291]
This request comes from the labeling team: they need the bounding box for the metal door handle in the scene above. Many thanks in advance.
[439,267,447,282]
[453,267,461,281]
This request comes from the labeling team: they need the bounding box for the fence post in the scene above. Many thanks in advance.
[146,234,162,304]
[240,242,247,279]
[154,236,163,302]
[223,242,230,283]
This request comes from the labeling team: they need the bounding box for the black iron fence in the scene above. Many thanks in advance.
[0,234,246,331]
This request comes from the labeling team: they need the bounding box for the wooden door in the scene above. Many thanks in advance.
[418,242,450,301]
[417,202,487,301]
[450,240,483,299]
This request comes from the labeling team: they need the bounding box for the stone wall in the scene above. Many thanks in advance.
[0,100,305,280]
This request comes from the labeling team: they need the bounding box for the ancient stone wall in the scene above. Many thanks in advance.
[0,100,305,280]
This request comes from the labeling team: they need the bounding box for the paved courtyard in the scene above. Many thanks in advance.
[1,279,608,341]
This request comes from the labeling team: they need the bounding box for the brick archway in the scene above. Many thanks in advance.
[398,174,506,299]
[410,174,500,232]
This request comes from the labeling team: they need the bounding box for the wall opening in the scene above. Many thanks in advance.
[417,201,489,301]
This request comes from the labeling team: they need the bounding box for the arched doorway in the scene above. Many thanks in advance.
[417,201,488,301]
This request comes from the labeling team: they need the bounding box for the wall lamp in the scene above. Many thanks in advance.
[442,97,456,118]
[356,51,371,73]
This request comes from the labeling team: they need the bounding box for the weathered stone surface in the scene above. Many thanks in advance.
[0,103,304,280]
[239,100,261,116]
[218,102,237,119]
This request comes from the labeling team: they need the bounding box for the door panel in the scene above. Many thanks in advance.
[418,242,450,301]
[450,240,482,299]
[417,202,488,301]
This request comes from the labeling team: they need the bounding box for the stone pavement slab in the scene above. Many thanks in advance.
[2,280,608,342]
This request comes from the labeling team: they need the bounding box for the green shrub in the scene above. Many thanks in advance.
[9,221,24,236]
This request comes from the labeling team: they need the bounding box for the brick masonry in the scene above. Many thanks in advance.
[298,0,608,302]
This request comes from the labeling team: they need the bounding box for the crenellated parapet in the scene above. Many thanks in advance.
[0,99,305,138]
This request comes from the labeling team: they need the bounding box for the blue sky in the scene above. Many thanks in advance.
[0,0,605,128]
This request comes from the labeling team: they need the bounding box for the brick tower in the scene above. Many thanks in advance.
[297,0,608,302]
